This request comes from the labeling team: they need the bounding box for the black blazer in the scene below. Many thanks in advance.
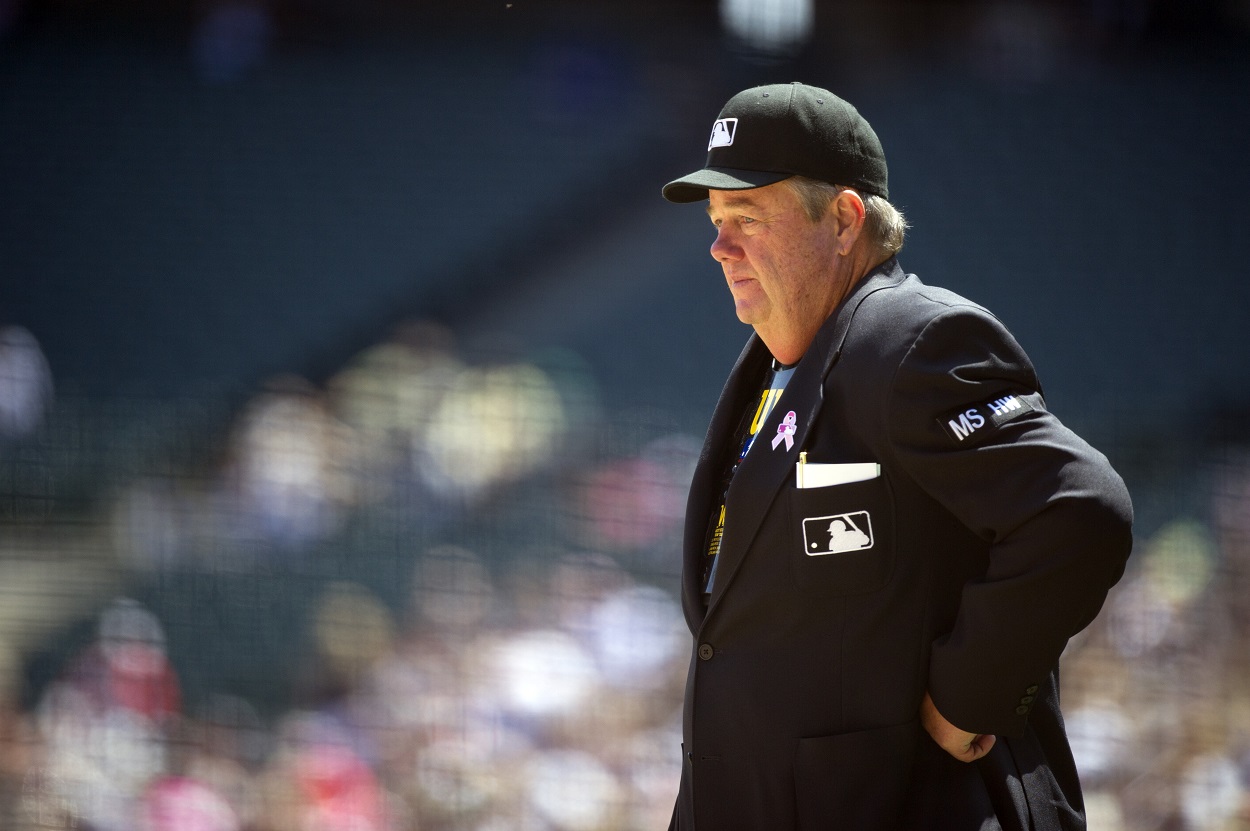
[670,258,1133,831]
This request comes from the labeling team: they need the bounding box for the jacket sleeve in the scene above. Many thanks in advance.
[882,304,1133,737]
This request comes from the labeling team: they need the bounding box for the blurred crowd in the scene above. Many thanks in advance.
[2,322,1249,829]
[1060,446,1250,831]
[0,322,699,831]
[8,558,688,831]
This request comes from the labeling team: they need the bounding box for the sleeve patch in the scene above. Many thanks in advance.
[937,393,1037,445]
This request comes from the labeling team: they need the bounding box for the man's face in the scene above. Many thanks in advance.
[705,182,845,342]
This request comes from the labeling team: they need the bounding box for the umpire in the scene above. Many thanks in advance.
[660,82,1133,830]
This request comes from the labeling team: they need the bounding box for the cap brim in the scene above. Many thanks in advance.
[661,167,793,203]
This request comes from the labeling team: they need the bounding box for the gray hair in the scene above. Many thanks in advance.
[783,176,908,257]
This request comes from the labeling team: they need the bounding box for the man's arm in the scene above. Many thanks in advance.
[885,305,1133,740]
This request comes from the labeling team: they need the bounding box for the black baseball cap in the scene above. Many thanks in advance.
[662,82,889,203]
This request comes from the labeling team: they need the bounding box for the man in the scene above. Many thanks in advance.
[661,82,1133,830]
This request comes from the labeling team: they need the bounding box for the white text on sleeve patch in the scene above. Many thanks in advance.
[937,393,1037,445]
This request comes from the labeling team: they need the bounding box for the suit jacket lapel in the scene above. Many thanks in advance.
[701,342,823,615]
[684,258,908,627]
[681,338,771,630]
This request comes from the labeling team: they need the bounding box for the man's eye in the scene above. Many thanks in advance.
[740,216,756,224]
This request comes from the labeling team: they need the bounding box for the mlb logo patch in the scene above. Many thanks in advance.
[708,118,738,150]
[802,511,873,556]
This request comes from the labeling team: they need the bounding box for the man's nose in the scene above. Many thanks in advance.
[710,227,741,262]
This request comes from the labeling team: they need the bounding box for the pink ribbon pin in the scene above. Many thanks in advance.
[771,411,797,451]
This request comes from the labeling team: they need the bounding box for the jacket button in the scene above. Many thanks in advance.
[698,643,715,661]
[1026,685,1039,695]
[1020,695,1035,705]
[1015,705,1030,716]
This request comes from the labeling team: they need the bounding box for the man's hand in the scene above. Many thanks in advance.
[920,691,997,763]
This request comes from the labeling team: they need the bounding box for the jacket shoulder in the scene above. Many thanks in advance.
[836,273,1002,373]
[856,273,993,329]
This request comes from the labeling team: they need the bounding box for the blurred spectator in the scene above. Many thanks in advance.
[326,323,463,502]
[191,1,275,84]
[580,583,684,692]
[409,544,495,635]
[32,598,179,830]
[0,326,53,440]
[112,476,186,572]
[140,775,239,831]
[1180,752,1243,831]
[526,749,624,831]
[225,378,356,547]
[290,741,389,831]
[572,434,698,560]
[178,695,267,827]
[57,598,180,724]
[0,699,37,829]
[418,361,567,500]
[720,0,814,57]
[305,581,396,703]
[490,628,598,720]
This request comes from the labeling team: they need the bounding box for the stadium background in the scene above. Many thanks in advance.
[1,0,1249,828]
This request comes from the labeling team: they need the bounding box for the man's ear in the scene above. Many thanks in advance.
[830,189,867,255]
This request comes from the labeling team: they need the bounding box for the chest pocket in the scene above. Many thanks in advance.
[786,471,895,598]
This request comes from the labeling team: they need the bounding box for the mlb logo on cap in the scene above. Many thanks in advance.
[708,118,738,150]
